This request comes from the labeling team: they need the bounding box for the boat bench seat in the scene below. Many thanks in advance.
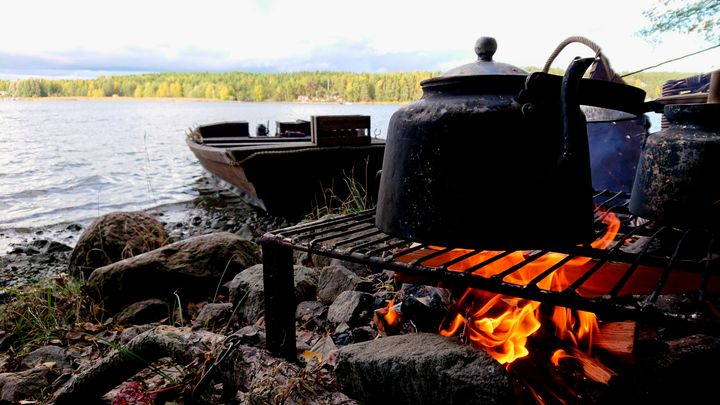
[311,115,371,146]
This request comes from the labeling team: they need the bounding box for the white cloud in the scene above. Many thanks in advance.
[1,0,716,77]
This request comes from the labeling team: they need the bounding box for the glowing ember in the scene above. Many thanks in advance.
[438,209,620,365]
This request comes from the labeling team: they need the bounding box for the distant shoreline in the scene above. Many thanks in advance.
[4,96,403,105]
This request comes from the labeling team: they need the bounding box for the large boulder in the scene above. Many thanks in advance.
[85,232,260,313]
[335,333,512,405]
[69,211,169,278]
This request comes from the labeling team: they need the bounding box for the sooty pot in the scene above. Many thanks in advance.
[375,37,646,250]
[630,103,720,231]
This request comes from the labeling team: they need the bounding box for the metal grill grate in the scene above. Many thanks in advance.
[260,190,720,359]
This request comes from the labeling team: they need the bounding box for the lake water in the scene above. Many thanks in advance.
[0,99,662,233]
[0,99,403,231]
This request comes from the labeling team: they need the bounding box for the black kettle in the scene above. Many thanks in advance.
[375,36,646,250]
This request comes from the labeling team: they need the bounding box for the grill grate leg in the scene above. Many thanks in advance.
[261,240,296,361]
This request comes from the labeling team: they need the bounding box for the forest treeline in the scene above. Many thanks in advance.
[0,69,701,102]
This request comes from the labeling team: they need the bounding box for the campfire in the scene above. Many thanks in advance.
[260,189,720,403]
[371,209,628,400]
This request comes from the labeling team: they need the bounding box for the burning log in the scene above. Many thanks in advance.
[594,321,636,363]
[552,347,618,385]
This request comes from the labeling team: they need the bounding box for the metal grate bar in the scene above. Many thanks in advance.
[608,226,667,297]
[347,234,395,254]
[333,229,385,247]
[490,250,549,281]
[260,189,720,352]
[527,254,576,289]
[647,231,691,304]
[462,251,515,275]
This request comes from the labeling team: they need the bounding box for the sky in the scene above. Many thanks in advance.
[0,0,718,79]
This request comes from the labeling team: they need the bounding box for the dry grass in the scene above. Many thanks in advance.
[306,162,376,220]
[0,274,94,355]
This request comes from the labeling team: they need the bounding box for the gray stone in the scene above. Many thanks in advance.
[86,232,260,313]
[225,264,318,325]
[234,224,254,240]
[192,302,233,331]
[327,291,376,327]
[294,266,319,301]
[224,264,265,324]
[0,366,55,403]
[335,333,512,405]
[114,299,169,326]
[20,346,72,370]
[317,265,364,305]
[295,300,326,322]
[328,258,375,277]
[118,325,155,346]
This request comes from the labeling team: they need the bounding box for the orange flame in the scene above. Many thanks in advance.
[384,297,400,328]
[438,208,620,365]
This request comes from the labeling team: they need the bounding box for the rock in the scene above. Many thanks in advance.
[294,266,319,301]
[234,325,266,347]
[191,302,233,331]
[317,265,365,305]
[295,300,326,323]
[295,300,329,332]
[66,223,83,232]
[225,264,318,325]
[85,232,260,313]
[26,240,73,255]
[114,299,170,326]
[234,224,254,240]
[334,333,513,405]
[69,211,170,278]
[0,366,56,403]
[350,326,377,343]
[224,264,265,325]
[294,251,332,268]
[328,258,375,277]
[20,345,73,370]
[327,291,377,327]
[635,334,720,403]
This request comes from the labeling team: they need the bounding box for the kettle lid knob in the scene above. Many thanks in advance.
[475,37,497,61]
[437,35,527,77]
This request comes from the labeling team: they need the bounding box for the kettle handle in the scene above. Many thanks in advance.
[558,56,596,166]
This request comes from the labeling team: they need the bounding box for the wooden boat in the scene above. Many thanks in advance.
[186,115,386,218]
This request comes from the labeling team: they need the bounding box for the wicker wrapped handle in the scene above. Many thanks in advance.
[542,36,625,84]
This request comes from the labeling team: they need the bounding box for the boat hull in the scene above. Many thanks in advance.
[186,137,385,218]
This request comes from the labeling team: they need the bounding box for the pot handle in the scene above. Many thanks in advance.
[542,36,624,84]
[559,56,596,167]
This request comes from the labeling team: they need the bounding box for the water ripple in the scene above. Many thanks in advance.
[0,99,401,230]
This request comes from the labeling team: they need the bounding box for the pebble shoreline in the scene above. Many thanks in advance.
[0,178,295,289]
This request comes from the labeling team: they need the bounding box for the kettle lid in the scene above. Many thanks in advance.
[440,37,528,77]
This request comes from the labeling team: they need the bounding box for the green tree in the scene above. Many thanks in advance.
[252,84,265,101]
[134,83,144,98]
[639,0,719,43]
[156,82,170,97]
[170,82,183,98]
